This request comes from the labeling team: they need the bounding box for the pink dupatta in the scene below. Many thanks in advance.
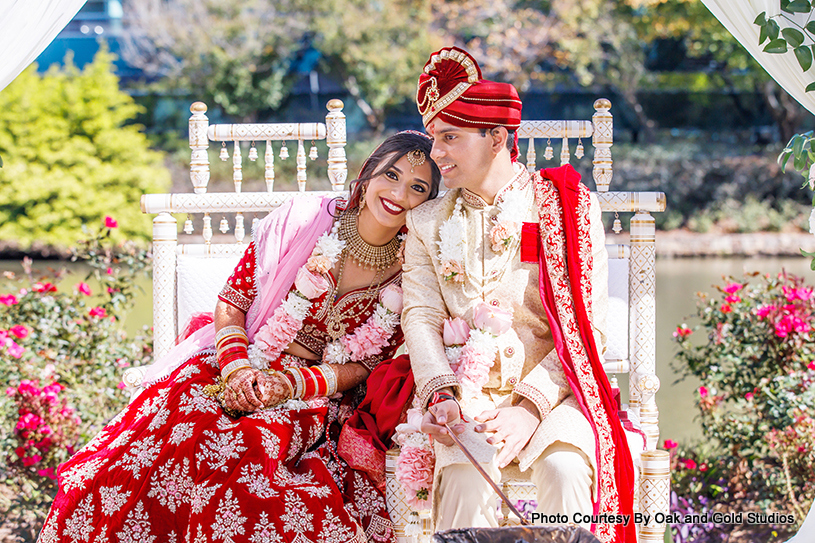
[140,196,339,387]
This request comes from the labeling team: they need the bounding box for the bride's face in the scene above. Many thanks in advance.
[360,153,433,232]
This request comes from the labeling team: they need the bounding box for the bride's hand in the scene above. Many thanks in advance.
[256,372,292,407]
[224,368,264,413]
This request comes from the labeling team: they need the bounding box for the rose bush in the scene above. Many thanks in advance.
[670,271,815,541]
[0,221,153,540]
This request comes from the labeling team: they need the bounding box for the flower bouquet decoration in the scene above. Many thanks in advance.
[395,407,435,511]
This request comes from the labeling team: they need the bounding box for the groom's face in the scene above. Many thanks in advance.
[426,118,493,191]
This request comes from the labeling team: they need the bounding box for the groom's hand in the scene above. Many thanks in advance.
[474,400,540,468]
[421,400,465,447]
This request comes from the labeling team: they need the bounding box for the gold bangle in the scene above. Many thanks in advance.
[317,365,338,396]
[215,325,247,344]
[221,360,251,381]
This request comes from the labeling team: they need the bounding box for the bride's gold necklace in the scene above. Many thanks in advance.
[323,211,398,340]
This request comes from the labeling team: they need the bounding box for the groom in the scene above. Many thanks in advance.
[401,46,635,543]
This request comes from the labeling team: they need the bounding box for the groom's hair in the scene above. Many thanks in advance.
[479,128,515,153]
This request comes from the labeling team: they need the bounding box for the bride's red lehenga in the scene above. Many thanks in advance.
[39,241,404,543]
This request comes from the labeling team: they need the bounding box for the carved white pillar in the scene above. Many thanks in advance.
[526,138,536,172]
[592,99,613,192]
[235,212,245,243]
[232,141,242,193]
[264,140,275,192]
[326,99,347,191]
[189,102,210,194]
[296,139,307,192]
[629,211,659,450]
[560,137,570,166]
[639,450,671,543]
[152,212,177,359]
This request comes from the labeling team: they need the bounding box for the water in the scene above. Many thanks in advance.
[1,256,812,447]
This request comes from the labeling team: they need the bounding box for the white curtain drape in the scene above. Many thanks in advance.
[702,0,815,115]
[0,0,88,92]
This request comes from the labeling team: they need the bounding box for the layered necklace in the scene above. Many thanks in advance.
[254,210,403,366]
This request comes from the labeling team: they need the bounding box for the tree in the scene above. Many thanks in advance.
[121,0,311,122]
[0,49,170,250]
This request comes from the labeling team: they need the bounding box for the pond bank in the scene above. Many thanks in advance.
[607,230,815,258]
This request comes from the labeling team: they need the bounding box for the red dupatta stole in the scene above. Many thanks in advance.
[532,165,635,543]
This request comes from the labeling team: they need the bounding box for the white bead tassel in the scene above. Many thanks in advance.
[613,212,622,234]
[544,139,554,161]
[183,215,193,234]
[297,139,307,192]
[248,142,258,161]
[309,143,318,160]
[202,213,213,244]
[265,140,275,192]
[219,142,228,161]
[219,216,229,233]
[279,142,289,159]
[232,142,242,193]
[575,138,585,159]
[404,512,422,542]
[526,138,536,173]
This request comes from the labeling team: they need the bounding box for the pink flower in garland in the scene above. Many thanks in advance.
[342,322,390,360]
[396,443,435,510]
[0,294,18,306]
[88,306,107,318]
[10,325,28,339]
[75,282,92,296]
[104,216,118,228]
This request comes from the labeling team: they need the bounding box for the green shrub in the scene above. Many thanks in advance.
[0,48,170,250]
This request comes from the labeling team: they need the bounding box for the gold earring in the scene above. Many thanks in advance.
[358,186,367,214]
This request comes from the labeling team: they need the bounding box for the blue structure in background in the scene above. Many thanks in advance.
[34,0,144,80]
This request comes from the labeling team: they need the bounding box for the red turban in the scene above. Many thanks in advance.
[417,46,522,160]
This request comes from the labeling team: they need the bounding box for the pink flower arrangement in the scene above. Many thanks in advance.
[10,324,29,338]
[294,268,330,299]
[88,306,107,318]
[783,285,814,302]
[441,260,464,283]
[104,216,118,228]
[341,322,392,360]
[75,282,92,296]
[255,308,303,363]
[0,294,18,305]
[306,255,333,275]
[473,303,513,336]
[379,284,404,314]
[443,317,470,346]
[724,283,744,294]
[673,325,692,339]
[396,440,435,510]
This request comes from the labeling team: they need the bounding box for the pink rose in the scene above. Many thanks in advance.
[306,255,333,275]
[22,454,42,467]
[5,339,24,358]
[755,305,772,319]
[104,216,118,228]
[443,317,470,346]
[379,284,403,313]
[88,307,107,318]
[37,467,56,479]
[745,392,754,401]
[681,458,697,470]
[473,302,513,335]
[724,294,741,304]
[441,260,464,282]
[294,268,330,299]
[10,325,28,339]
[75,282,92,296]
[672,325,692,339]
[489,222,519,252]
[698,386,708,398]
[724,283,743,294]
[406,408,424,431]
[0,294,18,306]
[33,282,57,293]
[106,267,113,275]
[720,304,732,314]
[117,381,126,390]
[808,361,815,371]
[664,439,678,450]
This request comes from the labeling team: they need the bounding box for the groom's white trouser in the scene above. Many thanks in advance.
[434,441,593,531]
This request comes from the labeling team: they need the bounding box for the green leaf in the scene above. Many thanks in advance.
[807,81,815,91]
[794,152,807,171]
[764,38,788,54]
[782,27,806,47]
[780,151,793,171]
[0,154,3,168]
[793,134,806,157]
[795,45,813,70]
[786,0,812,13]
[768,20,781,40]
[760,23,770,45]
[754,11,767,25]
[807,21,815,34]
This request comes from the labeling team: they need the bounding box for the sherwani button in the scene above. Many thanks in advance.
[504,347,514,357]
[508,377,517,385]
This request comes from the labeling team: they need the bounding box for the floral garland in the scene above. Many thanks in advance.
[254,218,402,366]
[442,303,513,399]
[436,190,528,283]
[394,407,435,511]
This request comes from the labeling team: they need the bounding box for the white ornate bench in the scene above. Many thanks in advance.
[125,98,670,543]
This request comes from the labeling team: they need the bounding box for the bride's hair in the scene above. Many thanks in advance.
[347,131,441,210]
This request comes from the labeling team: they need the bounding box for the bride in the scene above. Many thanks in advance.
[38,131,440,543]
